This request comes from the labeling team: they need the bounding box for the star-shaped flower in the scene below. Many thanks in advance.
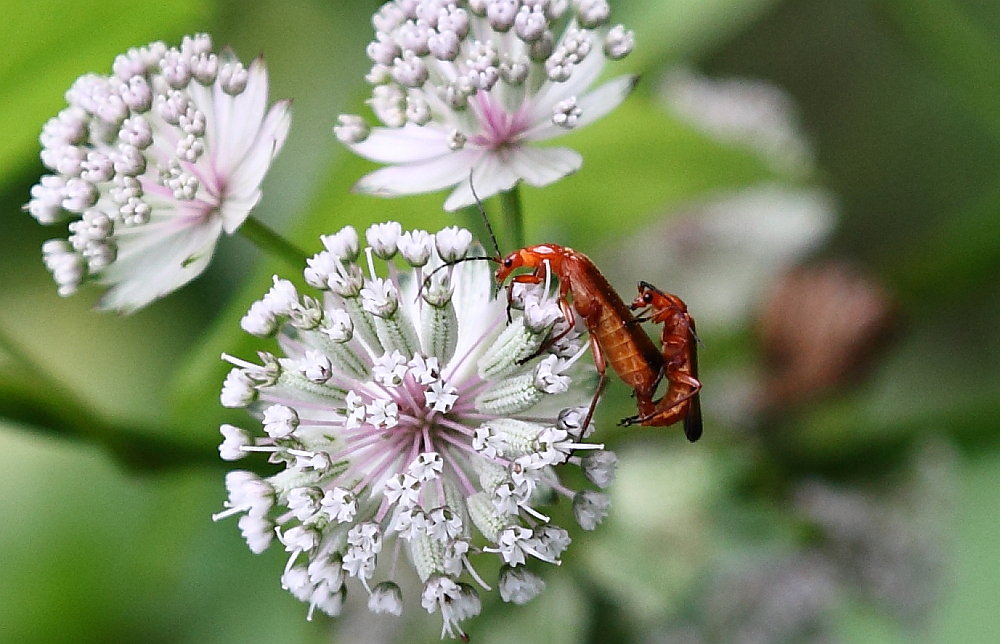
[214,223,617,638]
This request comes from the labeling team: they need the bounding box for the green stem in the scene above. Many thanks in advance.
[499,186,525,250]
[0,328,93,431]
[0,327,217,471]
[238,216,311,269]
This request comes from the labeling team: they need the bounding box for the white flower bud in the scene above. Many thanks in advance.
[435,226,473,263]
[398,229,434,266]
[262,404,299,438]
[220,368,256,408]
[366,221,402,260]
[321,225,361,261]
[219,424,251,461]
[322,308,354,343]
[573,489,611,530]
[333,114,369,144]
[581,449,617,487]
[499,565,545,604]
[369,581,404,615]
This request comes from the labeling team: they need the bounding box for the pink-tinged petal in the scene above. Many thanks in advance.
[219,191,263,233]
[214,57,270,176]
[96,216,223,312]
[443,152,520,211]
[187,80,217,151]
[348,123,455,164]
[353,148,482,197]
[525,75,637,142]
[222,100,292,231]
[506,146,582,187]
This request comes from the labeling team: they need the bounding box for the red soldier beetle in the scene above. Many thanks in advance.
[620,281,703,442]
[493,245,666,432]
[423,182,669,433]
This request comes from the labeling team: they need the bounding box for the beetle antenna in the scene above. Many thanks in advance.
[416,172,503,302]
[469,171,501,260]
[690,323,705,348]
[421,255,499,295]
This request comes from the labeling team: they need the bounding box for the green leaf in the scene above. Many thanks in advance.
[617,0,780,67]
[519,94,780,248]
[872,0,1000,139]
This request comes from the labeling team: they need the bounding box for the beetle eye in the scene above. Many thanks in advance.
[503,258,513,268]
[644,293,653,304]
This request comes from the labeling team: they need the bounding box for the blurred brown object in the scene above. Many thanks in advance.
[756,261,896,413]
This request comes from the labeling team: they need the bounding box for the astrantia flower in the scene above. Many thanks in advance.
[336,0,637,211]
[26,34,291,312]
[214,223,615,638]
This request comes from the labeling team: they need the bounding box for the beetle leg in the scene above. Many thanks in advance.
[515,291,579,365]
[579,367,607,438]
[505,273,544,323]
[632,379,702,425]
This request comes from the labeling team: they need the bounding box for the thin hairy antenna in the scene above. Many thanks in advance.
[414,173,504,303]
[421,255,499,295]
[469,171,501,259]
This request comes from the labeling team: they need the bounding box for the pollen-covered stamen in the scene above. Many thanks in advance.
[603,23,634,59]
[552,96,582,129]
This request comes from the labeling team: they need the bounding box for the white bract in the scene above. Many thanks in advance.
[336,0,636,210]
[214,223,615,639]
[26,34,291,312]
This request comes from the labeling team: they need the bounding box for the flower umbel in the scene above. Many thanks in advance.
[336,0,637,210]
[214,223,613,638]
[26,34,291,312]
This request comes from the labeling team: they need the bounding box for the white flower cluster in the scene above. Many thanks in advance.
[26,33,291,312]
[214,223,617,638]
[336,0,636,210]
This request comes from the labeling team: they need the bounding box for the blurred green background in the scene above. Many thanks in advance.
[2,0,999,642]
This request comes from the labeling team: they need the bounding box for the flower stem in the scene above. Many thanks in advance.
[499,187,525,250]
[239,216,311,270]
[0,326,219,471]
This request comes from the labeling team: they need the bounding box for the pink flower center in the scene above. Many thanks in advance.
[470,92,531,150]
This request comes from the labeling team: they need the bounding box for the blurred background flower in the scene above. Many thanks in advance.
[335,0,637,211]
[26,33,291,312]
[2,1,999,643]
